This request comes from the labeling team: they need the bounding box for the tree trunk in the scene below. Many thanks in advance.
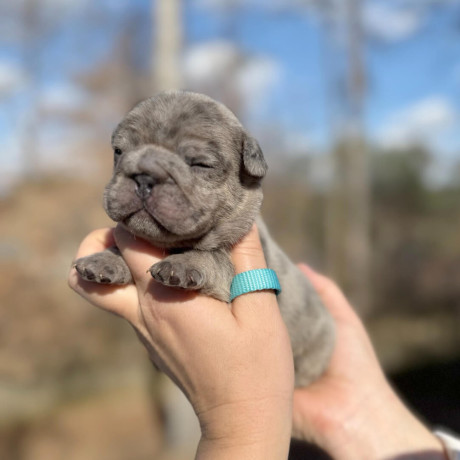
[152,0,183,91]
[326,0,372,314]
[22,0,40,178]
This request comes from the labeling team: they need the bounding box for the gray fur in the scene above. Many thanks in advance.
[74,90,334,386]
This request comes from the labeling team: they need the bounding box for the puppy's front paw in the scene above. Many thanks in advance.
[149,260,204,290]
[74,251,132,285]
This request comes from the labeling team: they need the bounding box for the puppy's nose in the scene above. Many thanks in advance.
[133,174,156,199]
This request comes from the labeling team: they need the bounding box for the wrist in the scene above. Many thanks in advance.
[196,435,288,460]
[196,398,292,460]
[322,383,445,460]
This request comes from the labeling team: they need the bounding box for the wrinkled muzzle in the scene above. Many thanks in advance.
[103,146,215,244]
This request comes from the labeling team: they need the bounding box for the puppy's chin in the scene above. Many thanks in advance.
[120,209,210,249]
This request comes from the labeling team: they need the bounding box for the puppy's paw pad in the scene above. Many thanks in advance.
[186,269,202,288]
[74,256,130,285]
[75,265,96,281]
[149,261,204,290]
[149,261,172,283]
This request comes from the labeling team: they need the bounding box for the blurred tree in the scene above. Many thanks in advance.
[181,2,247,118]
[153,0,183,91]
[372,146,430,213]
[13,0,116,180]
[21,0,40,178]
[77,3,150,113]
[17,0,92,178]
[312,0,371,313]
[371,146,434,314]
[450,160,460,189]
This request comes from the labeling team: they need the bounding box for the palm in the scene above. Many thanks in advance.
[292,266,386,444]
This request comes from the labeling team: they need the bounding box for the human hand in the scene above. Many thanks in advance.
[292,265,445,460]
[68,225,294,460]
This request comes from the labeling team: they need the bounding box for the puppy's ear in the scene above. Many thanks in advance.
[242,133,268,180]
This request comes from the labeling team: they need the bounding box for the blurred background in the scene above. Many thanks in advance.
[1,0,460,458]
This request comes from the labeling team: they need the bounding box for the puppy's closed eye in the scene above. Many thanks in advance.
[190,160,213,169]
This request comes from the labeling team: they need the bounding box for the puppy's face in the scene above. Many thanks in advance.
[104,91,267,249]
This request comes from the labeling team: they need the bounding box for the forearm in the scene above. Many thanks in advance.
[324,384,445,460]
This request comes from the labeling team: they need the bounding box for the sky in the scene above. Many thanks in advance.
[185,1,460,156]
[1,0,460,191]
